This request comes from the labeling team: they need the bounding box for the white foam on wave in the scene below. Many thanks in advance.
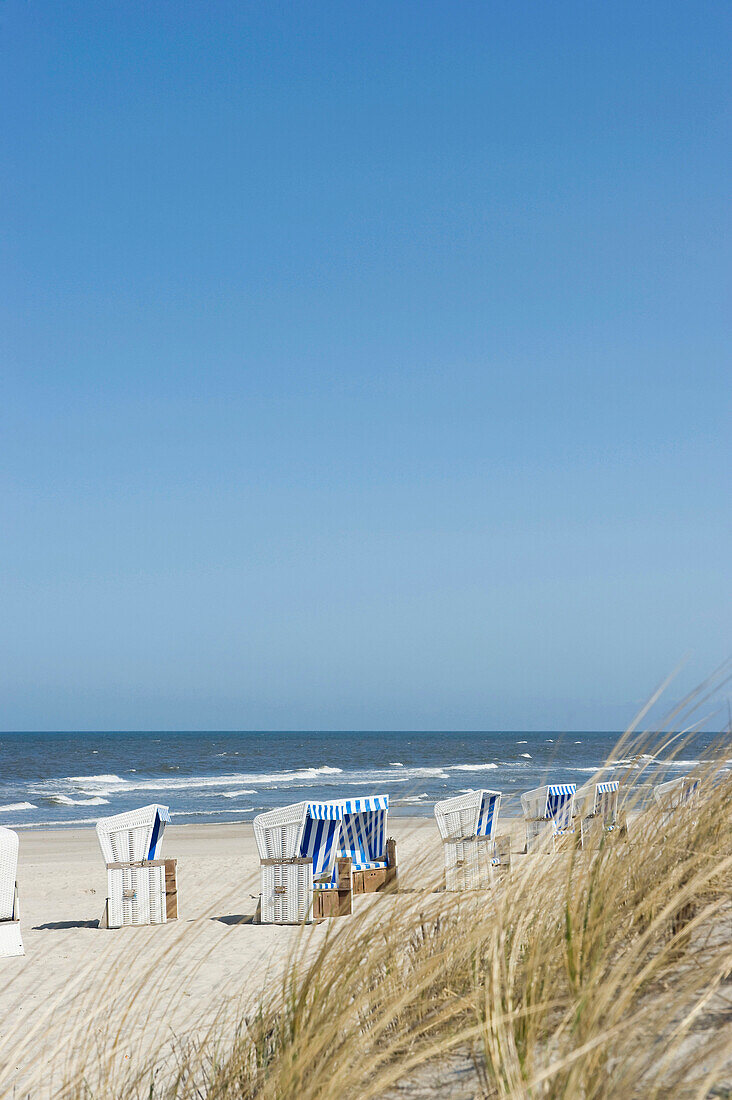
[47,766,345,796]
[50,795,110,807]
[339,772,449,787]
[516,741,528,744]
[394,794,429,804]
[446,763,498,772]
[568,766,611,773]
[0,802,37,812]
[222,789,257,799]
[66,774,124,785]
[389,762,404,767]
[520,753,532,759]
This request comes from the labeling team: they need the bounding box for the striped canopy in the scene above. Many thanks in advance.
[336,795,389,871]
[300,803,345,880]
[597,781,619,794]
[546,784,576,831]
[476,791,500,838]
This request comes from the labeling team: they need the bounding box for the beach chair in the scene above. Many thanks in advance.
[654,775,701,827]
[434,790,506,890]
[579,781,623,845]
[254,801,352,924]
[521,783,579,853]
[0,827,23,957]
[96,805,178,928]
[334,795,397,895]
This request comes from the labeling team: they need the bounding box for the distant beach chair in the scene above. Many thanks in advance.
[334,795,397,895]
[254,801,352,924]
[521,783,579,853]
[96,804,178,928]
[0,827,23,957]
[654,775,701,827]
[578,780,623,845]
[434,790,507,890]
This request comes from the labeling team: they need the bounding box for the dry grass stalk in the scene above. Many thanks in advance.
[4,684,731,1100]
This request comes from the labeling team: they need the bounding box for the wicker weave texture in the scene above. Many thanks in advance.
[260,861,313,923]
[0,920,23,958]
[97,805,169,864]
[443,838,495,891]
[107,864,167,927]
[253,802,308,861]
[0,827,19,922]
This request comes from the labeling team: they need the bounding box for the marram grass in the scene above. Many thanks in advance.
[8,692,732,1100]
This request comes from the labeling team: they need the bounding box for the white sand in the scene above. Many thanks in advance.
[3,816,524,1097]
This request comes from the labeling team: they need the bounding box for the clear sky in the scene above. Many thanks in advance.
[1,2,730,731]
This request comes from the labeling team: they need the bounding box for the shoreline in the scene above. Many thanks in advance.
[0,815,471,1096]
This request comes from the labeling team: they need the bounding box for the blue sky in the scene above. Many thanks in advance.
[1,1,730,731]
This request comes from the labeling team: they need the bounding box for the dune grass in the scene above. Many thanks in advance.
[7,686,731,1099]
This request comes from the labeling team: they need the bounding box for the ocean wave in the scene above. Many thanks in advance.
[66,774,124,785]
[389,762,404,767]
[14,817,105,828]
[445,763,498,771]
[44,766,345,796]
[222,789,257,799]
[516,741,528,744]
[49,795,110,807]
[0,801,37,812]
[520,753,532,759]
[394,794,430,804]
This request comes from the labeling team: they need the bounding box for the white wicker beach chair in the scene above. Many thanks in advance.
[254,801,351,923]
[654,775,700,827]
[577,781,622,845]
[96,805,176,928]
[0,827,23,957]
[434,790,505,890]
[334,795,397,894]
[521,783,579,853]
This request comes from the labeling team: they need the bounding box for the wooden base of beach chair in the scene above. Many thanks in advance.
[164,859,178,919]
[0,886,24,957]
[352,837,398,894]
[313,886,352,919]
[353,867,387,894]
[385,837,398,890]
[313,857,352,919]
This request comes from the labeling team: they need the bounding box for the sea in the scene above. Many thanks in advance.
[0,729,724,830]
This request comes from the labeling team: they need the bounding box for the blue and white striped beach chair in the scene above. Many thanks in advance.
[578,780,623,845]
[333,795,397,894]
[96,804,176,928]
[654,775,701,828]
[434,790,506,890]
[254,801,352,923]
[521,783,579,853]
[0,827,23,958]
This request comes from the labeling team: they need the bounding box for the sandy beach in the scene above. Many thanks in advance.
[0,816,523,1097]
